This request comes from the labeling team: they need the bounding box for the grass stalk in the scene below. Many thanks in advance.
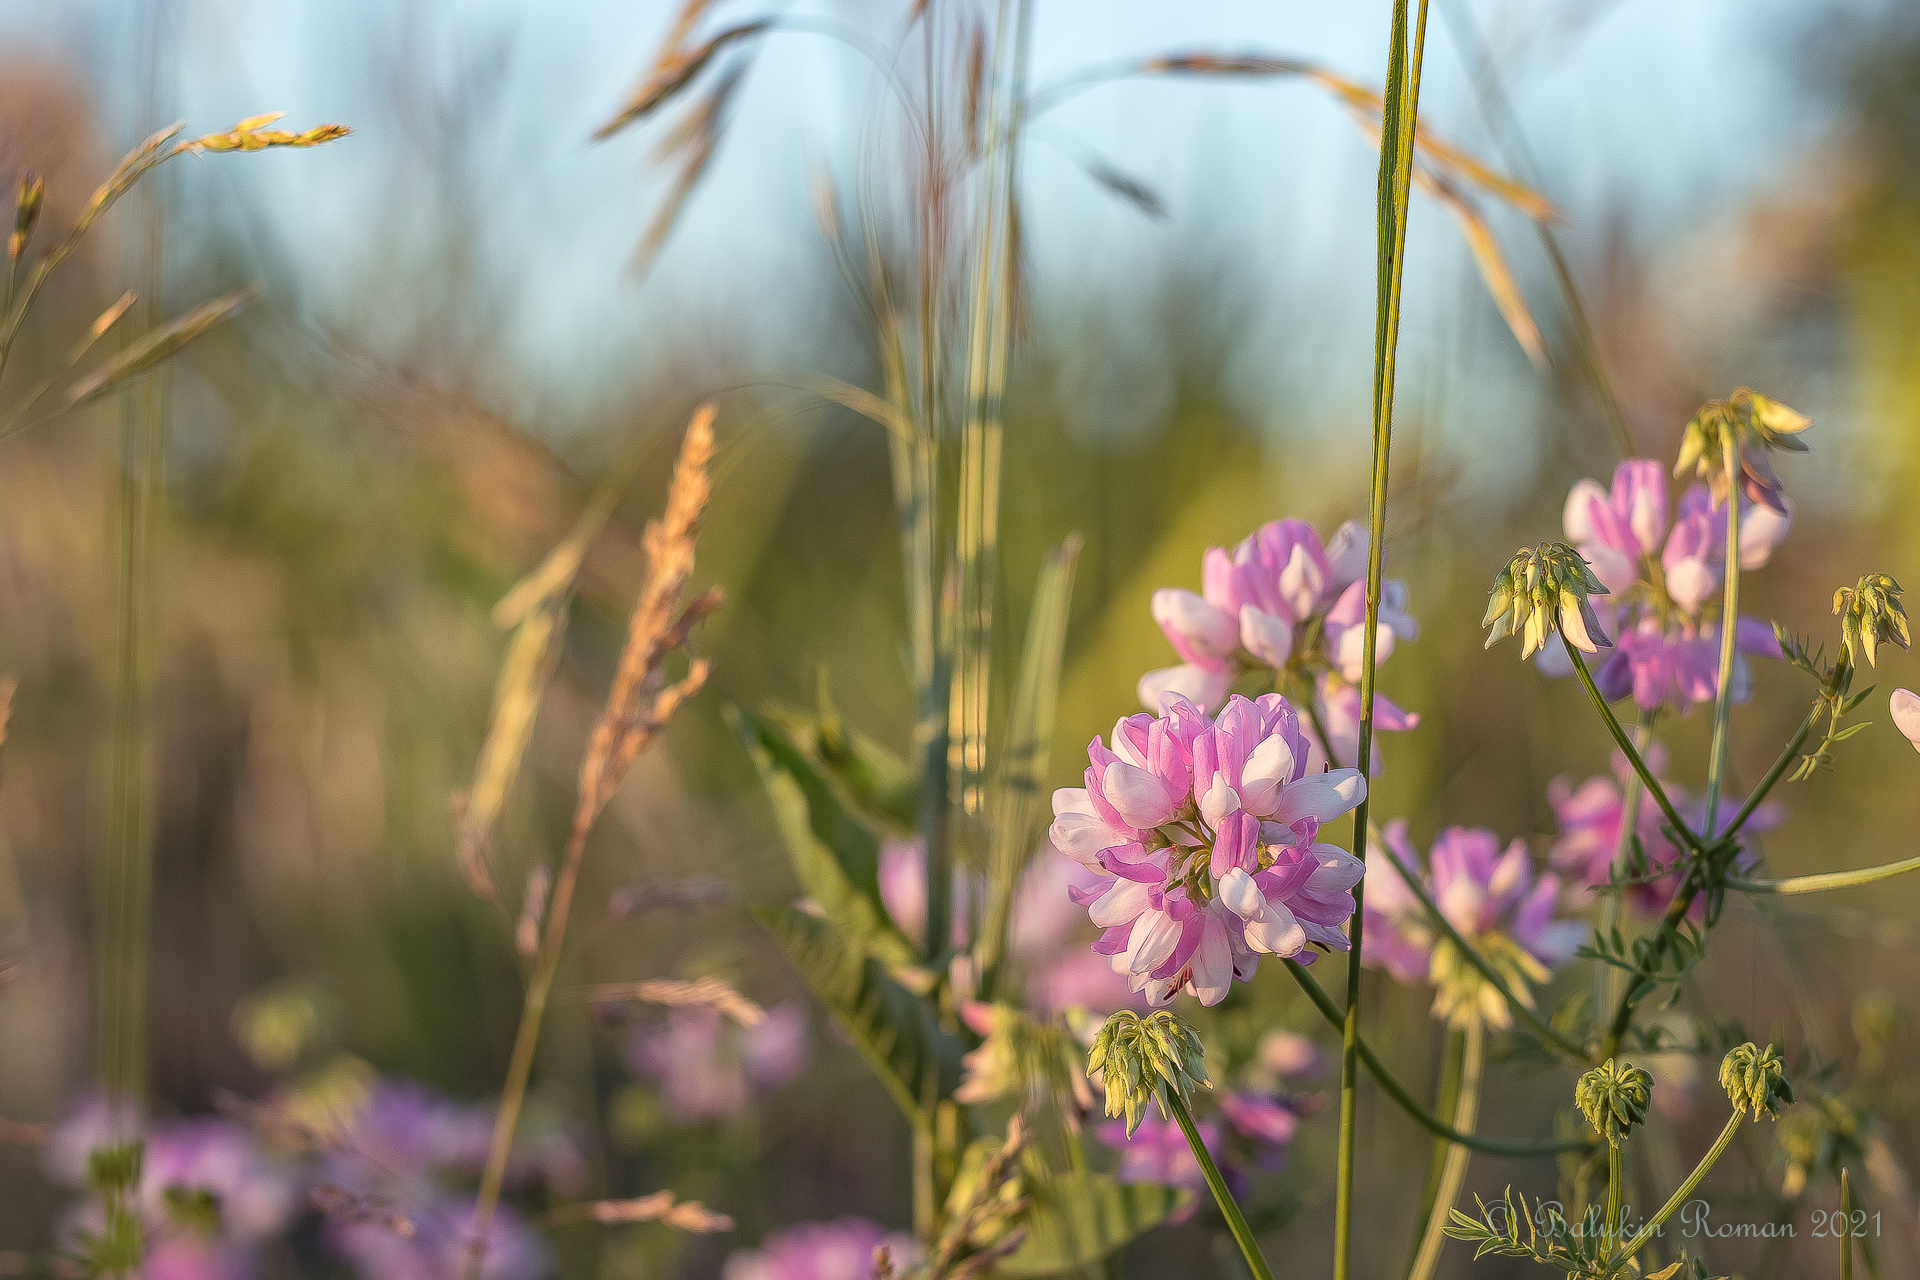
[1612,1107,1743,1273]
[1593,714,1654,1028]
[1701,434,1743,834]
[1404,1027,1465,1274]
[1338,3,1431,1274]
[1406,1020,1482,1280]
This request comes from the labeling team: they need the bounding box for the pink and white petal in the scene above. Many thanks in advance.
[1239,605,1294,669]
[1274,769,1367,825]
[1151,588,1240,663]
[1089,879,1153,930]
[1892,689,1920,751]
[1186,913,1235,1004]
[1563,479,1610,544]
[1324,521,1368,593]
[1137,664,1232,715]
[1101,761,1176,829]
[1738,497,1792,571]
[1303,845,1365,894]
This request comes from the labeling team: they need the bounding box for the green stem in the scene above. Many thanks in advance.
[1564,645,1702,854]
[1285,960,1587,1157]
[1611,1108,1744,1274]
[1728,854,1920,896]
[1598,877,1700,1063]
[1404,1028,1465,1277]
[1723,651,1849,840]
[1593,715,1654,1026]
[1702,435,1743,834]
[1407,1020,1482,1280]
[1605,1141,1623,1263]
[1166,1089,1274,1280]
[1378,832,1588,1059]
[1339,2,1431,1274]
[1841,1167,1854,1280]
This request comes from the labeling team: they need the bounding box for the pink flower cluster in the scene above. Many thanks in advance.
[1547,746,1779,918]
[1537,460,1788,710]
[626,1002,811,1124]
[722,1218,920,1280]
[1139,518,1419,773]
[1364,822,1583,1016]
[1051,692,1367,1006]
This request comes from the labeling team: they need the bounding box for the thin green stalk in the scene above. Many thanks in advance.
[1564,646,1702,854]
[1612,1108,1743,1274]
[1285,960,1587,1158]
[1841,1168,1854,1280]
[1598,876,1700,1063]
[1377,831,1588,1059]
[1339,3,1430,1274]
[1404,1027,1465,1276]
[1593,715,1654,1027]
[1702,434,1743,834]
[1727,854,1920,896]
[1407,1020,1482,1280]
[1604,1142,1623,1263]
[1166,1089,1274,1280]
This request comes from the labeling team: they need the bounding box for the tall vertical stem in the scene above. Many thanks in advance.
[1337,2,1429,1276]
[1167,1090,1274,1280]
[1703,435,1743,834]
[1605,1140,1624,1261]
[1407,1020,1482,1280]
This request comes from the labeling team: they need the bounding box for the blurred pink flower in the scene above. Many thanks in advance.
[1055,692,1366,1007]
[1097,1114,1211,1203]
[877,839,972,950]
[1546,748,1778,919]
[1538,460,1788,712]
[330,1198,547,1280]
[1136,519,1419,774]
[627,1003,811,1124]
[1892,689,1920,753]
[721,1218,920,1280]
[1255,1029,1325,1080]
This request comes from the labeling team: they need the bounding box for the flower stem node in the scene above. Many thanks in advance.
[1834,574,1910,669]
[1087,1009,1211,1138]
[1575,1058,1653,1146]
[1483,543,1612,659]
[1719,1042,1793,1122]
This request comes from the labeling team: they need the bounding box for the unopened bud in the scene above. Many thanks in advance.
[1484,544,1612,659]
[1719,1042,1793,1122]
[1576,1058,1653,1146]
[1087,1009,1211,1137]
[1833,573,1910,669]
[1675,389,1810,514]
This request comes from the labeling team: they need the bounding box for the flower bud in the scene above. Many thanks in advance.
[1833,573,1910,669]
[1674,389,1810,513]
[1576,1058,1654,1146]
[1483,544,1613,659]
[1719,1042,1793,1122]
[1087,1009,1211,1137]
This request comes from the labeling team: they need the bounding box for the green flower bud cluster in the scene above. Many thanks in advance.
[1484,543,1612,659]
[86,1140,145,1194]
[1720,1042,1794,1122]
[1674,388,1810,512]
[1576,1058,1654,1147]
[1087,1009,1211,1138]
[1834,573,1910,670]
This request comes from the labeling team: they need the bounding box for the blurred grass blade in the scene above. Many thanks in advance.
[454,597,568,899]
[626,57,752,278]
[977,534,1081,994]
[1076,157,1167,219]
[754,904,962,1119]
[563,976,765,1027]
[998,1172,1190,1275]
[794,373,915,443]
[729,706,917,968]
[594,20,770,141]
[63,289,252,410]
[1413,168,1545,368]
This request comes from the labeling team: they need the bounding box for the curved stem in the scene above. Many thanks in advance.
[1728,854,1920,896]
[1377,835,1588,1060]
[1166,1089,1274,1280]
[1593,714,1654,1027]
[1598,876,1700,1063]
[1702,435,1744,834]
[1611,1108,1744,1274]
[1284,959,1588,1158]
[1338,4,1431,1275]
[1564,645,1703,855]
[1407,1020,1482,1280]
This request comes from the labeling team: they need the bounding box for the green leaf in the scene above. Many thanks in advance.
[759,695,918,834]
[978,534,1082,990]
[729,705,915,967]
[753,904,961,1119]
[997,1172,1188,1276]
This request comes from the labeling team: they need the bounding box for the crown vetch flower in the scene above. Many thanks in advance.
[1052,693,1366,1007]
[1531,459,1789,712]
[1363,822,1583,1030]
[1674,388,1810,513]
[1720,1042,1793,1122]
[1834,574,1910,669]
[1576,1059,1654,1145]
[1483,543,1612,659]
[1137,518,1418,774]
[721,1218,922,1280]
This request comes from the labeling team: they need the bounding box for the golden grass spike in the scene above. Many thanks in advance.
[627,56,750,278]
[586,1190,735,1232]
[593,21,770,142]
[234,111,287,131]
[567,976,765,1027]
[63,288,253,409]
[177,116,351,155]
[573,405,719,828]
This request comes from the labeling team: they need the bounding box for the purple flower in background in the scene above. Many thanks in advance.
[1097,1114,1213,1213]
[1217,1091,1300,1171]
[721,1218,920,1280]
[1137,518,1419,775]
[1536,460,1788,711]
[1364,822,1583,1029]
[329,1197,547,1280]
[878,838,972,950]
[626,1003,811,1124]
[1255,1029,1325,1081]
[1893,689,1920,753]
[1547,748,1779,919]
[46,1099,298,1280]
[1052,692,1366,1006]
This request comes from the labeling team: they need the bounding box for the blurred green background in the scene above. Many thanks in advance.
[2,0,1920,1275]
